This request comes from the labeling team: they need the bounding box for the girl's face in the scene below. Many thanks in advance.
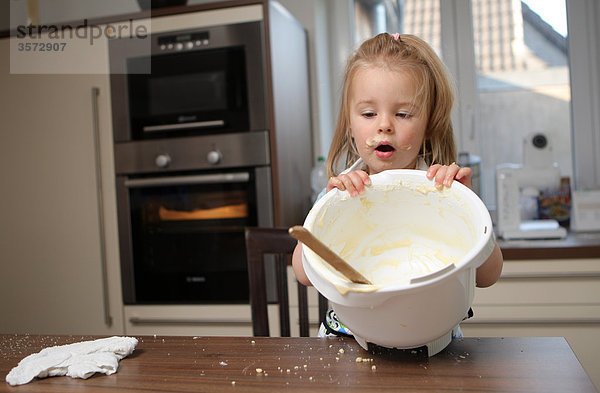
[348,66,428,175]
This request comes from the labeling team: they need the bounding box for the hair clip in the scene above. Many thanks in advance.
[390,33,401,41]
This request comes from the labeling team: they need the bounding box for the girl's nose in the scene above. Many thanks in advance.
[377,115,393,133]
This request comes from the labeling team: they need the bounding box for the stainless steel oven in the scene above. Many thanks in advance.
[109,21,274,305]
[114,134,273,304]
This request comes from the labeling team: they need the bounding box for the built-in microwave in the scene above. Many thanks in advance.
[109,21,268,141]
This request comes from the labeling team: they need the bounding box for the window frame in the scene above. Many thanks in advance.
[566,0,600,190]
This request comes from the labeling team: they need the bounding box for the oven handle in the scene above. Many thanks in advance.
[124,172,250,188]
[143,120,225,133]
[129,317,252,325]
[91,87,113,327]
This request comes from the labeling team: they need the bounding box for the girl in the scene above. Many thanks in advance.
[292,33,503,337]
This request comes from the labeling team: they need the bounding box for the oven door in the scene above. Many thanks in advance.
[117,168,272,304]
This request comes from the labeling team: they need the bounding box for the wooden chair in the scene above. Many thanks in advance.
[245,227,328,337]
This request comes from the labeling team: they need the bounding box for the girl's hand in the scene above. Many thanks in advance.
[427,163,472,189]
[327,170,371,197]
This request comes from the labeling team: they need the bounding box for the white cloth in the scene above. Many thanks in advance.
[5,336,138,386]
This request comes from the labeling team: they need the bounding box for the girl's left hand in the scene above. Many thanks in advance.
[427,163,472,189]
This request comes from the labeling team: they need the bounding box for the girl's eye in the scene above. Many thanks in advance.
[362,112,376,118]
[396,112,412,119]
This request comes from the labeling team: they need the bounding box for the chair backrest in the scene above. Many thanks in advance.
[245,227,328,337]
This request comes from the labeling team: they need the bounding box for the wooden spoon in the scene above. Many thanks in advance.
[289,225,373,285]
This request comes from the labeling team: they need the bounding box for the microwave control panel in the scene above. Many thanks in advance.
[157,32,210,52]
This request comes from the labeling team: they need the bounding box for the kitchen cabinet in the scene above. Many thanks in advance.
[123,305,254,336]
[122,266,322,337]
[0,34,123,334]
[462,258,600,390]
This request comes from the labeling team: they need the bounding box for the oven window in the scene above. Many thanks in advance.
[128,173,256,304]
[127,46,249,139]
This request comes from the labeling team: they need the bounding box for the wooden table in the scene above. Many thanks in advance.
[0,335,596,392]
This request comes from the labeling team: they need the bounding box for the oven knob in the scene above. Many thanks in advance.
[155,154,171,168]
[206,150,222,165]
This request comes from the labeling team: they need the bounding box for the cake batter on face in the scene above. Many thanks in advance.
[349,66,427,175]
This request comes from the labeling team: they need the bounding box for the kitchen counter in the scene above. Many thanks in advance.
[498,231,600,259]
[0,335,595,392]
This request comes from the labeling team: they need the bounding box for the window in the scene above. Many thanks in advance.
[354,0,441,54]
[472,0,572,207]
[349,0,599,213]
[354,0,403,46]
[425,1,599,212]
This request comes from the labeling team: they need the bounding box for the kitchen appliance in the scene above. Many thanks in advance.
[113,141,273,304]
[301,170,495,356]
[496,133,567,240]
[109,21,266,141]
[108,3,313,310]
[108,20,274,304]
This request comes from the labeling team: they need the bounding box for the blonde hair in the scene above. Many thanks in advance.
[327,33,456,177]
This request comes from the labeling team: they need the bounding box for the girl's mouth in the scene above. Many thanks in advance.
[374,143,395,159]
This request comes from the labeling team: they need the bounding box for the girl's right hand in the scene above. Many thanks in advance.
[327,170,371,197]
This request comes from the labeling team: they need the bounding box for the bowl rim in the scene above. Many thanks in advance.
[302,168,494,295]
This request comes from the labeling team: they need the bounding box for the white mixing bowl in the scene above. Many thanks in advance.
[302,169,495,351]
